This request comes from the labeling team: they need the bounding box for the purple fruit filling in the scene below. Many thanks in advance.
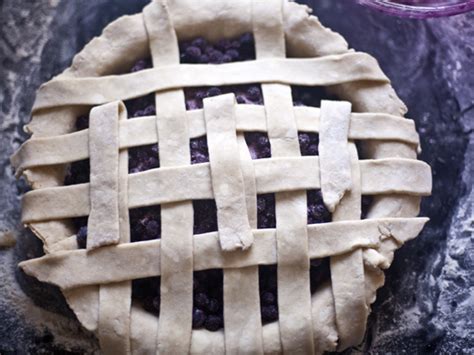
[66,33,372,331]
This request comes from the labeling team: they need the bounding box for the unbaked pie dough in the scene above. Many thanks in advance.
[11,0,432,354]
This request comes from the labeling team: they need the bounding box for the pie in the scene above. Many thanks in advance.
[11,0,432,354]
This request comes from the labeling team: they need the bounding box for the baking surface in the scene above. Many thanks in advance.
[0,0,472,353]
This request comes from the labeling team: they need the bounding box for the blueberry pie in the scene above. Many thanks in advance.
[11,0,432,353]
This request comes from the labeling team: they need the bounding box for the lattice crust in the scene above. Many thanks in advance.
[12,0,432,354]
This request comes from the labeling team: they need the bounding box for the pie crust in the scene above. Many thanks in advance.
[11,0,432,354]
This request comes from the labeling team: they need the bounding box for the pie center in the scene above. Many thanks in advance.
[65,33,371,332]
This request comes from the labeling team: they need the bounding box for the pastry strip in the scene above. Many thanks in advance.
[254,0,314,353]
[87,101,121,250]
[130,306,158,355]
[319,100,353,212]
[204,94,253,251]
[99,103,132,355]
[330,143,367,350]
[222,133,264,353]
[143,2,194,353]
[99,282,132,355]
[19,217,428,290]
[86,101,132,353]
[33,53,389,111]
[12,109,419,173]
[63,286,99,331]
[237,134,258,233]
[21,158,432,223]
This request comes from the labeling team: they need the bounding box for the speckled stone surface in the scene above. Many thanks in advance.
[0,0,472,354]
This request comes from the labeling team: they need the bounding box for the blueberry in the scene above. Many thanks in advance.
[217,39,231,51]
[221,54,232,63]
[207,87,222,97]
[76,226,87,249]
[199,54,210,63]
[257,196,266,213]
[185,46,202,62]
[209,50,223,64]
[194,292,209,309]
[190,137,210,164]
[133,109,144,118]
[236,95,246,104]
[199,138,208,150]
[230,40,241,49]
[205,315,222,331]
[298,133,310,147]
[257,135,269,147]
[143,105,156,116]
[192,37,207,50]
[257,194,276,229]
[143,296,160,315]
[145,220,160,239]
[310,259,323,268]
[130,220,144,240]
[65,159,90,185]
[195,90,207,100]
[204,45,215,55]
[187,100,200,110]
[192,152,208,164]
[247,86,262,102]
[262,147,271,158]
[207,298,220,314]
[307,189,331,224]
[190,140,200,150]
[192,308,206,328]
[147,156,159,169]
[310,144,320,155]
[75,115,89,130]
[131,59,147,73]
[137,149,148,161]
[226,49,239,60]
[244,133,271,160]
[262,305,278,323]
[261,291,276,305]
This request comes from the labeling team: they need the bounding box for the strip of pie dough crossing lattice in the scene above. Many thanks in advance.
[253,0,314,353]
[87,101,132,354]
[203,94,254,251]
[12,108,420,175]
[144,2,194,353]
[204,95,265,353]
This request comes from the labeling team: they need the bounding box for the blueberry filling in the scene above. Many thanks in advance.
[129,144,159,174]
[66,33,372,331]
[64,159,89,186]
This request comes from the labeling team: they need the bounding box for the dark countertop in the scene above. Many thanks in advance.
[0,0,472,353]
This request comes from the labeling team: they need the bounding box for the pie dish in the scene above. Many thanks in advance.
[11,0,432,354]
